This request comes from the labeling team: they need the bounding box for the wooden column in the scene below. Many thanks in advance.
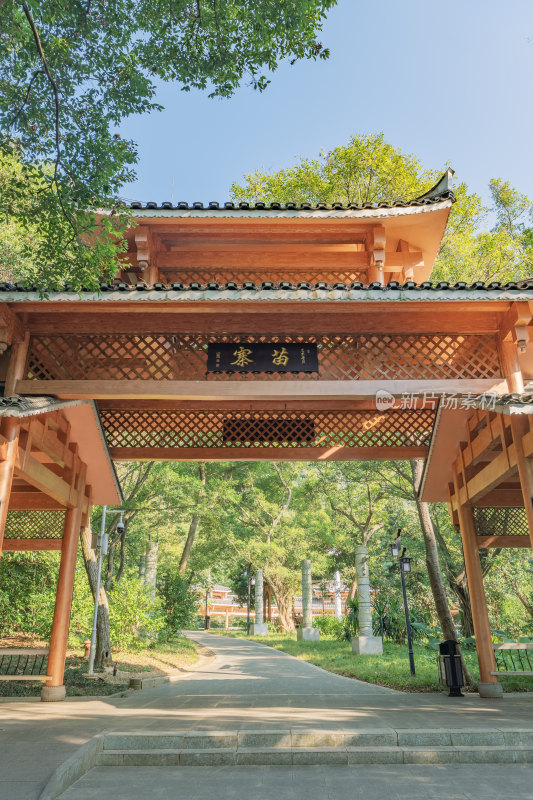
[42,467,86,702]
[5,332,30,396]
[452,471,502,697]
[0,418,21,557]
[500,339,524,393]
[510,415,533,548]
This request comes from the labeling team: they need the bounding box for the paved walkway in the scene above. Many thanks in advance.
[1,632,533,799]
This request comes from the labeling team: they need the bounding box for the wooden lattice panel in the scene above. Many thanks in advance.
[354,334,500,380]
[473,507,529,538]
[100,408,435,450]
[4,510,65,539]
[27,333,501,382]
[163,270,367,285]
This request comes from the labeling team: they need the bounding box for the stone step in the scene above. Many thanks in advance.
[96,745,533,767]
[102,728,533,752]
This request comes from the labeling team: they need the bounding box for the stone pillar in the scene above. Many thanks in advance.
[334,570,342,621]
[351,544,383,655]
[297,559,319,641]
[252,569,268,635]
[144,538,158,601]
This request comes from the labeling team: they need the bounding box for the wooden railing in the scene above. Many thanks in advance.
[0,648,51,681]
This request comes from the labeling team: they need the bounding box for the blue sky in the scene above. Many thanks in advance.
[120,0,533,207]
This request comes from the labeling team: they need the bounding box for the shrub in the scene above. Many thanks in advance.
[158,571,200,633]
[108,576,164,650]
[313,614,343,638]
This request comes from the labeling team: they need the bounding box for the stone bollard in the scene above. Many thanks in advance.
[297,559,319,641]
[351,544,382,655]
[334,570,342,621]
[252,570,268,635]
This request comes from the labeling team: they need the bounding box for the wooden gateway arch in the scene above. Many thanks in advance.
[1,170,533,699]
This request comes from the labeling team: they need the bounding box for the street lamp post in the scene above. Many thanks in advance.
[88,505,124,675]
[390,529,416,677]
[204,588,210,629]
[243,563,252,635]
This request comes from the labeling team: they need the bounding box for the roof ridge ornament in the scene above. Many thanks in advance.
[415,168,456,202]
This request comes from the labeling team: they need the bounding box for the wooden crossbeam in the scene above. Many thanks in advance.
[8,490,64,510]
[16,378,507,402]
[2,538,62,551]
[477,535,531,548]
[109,446,428,462]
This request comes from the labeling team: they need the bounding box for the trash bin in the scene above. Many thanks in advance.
[204,615,211,630]
[438,639,464,697]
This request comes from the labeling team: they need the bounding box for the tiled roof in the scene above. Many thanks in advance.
[127,171,455,212]
[0,395,86,418]
[2,279,533,294]
[127,192,454,212]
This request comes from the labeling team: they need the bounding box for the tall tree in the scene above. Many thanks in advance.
[0,0,335,288]
[227,462,329,632]
[231,132,533,283]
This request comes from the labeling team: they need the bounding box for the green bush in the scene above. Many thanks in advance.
[0,552,58,639]
[158,570,200,633]
[108,576,165,650]
[313,614,343,638]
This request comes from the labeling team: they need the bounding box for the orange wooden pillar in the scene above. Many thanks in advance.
[42,467,87,702]
[0,418,21,557]
[0,334,29,557]
[453,478,502,697]
[510,415,533,549]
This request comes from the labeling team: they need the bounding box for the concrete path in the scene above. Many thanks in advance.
[59,764,533,800]
[1,632,533,799]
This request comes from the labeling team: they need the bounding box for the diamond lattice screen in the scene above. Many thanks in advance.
[4,510,65,539]
[163,269,367,285]
[473,507,529,538]
[100,408,435,451]
[27,333,501,382]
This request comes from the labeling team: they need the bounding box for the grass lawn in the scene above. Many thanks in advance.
[0,635,199,698]
[207,630,533,693]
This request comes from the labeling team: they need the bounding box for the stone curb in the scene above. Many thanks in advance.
[128,643,215,690]
[95,745,533,767]
[38,733,104,800]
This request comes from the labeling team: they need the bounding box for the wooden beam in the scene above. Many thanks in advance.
[477,535,531,548]
[14,448,80,508]
[8,491,64,510]
[21,309,503,336]
[109,446,428,462]
[16,378,507,402]
[471,489,525,507]
[2,538,62,551]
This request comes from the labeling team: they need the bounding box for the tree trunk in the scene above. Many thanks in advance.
[449,576,475,637]
[178,463,206,574]
[274,589,296,633]
[81,526,112,666]
[346,572,357,608]
[178,513,200,574]
[411,461,473,684]
[144,538,159,600]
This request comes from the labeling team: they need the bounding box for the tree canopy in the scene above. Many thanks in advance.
[0,0,335,289]
[231,132,533,284]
